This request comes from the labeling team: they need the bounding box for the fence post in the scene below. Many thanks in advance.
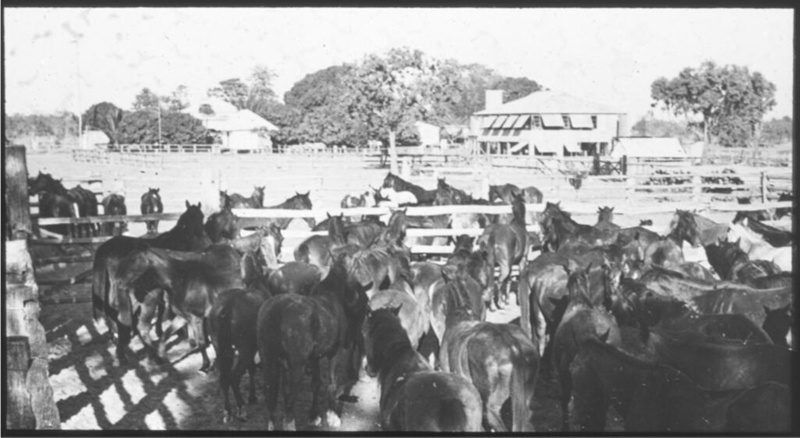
[5,146,33,240]
[6,336,36,430]
[401,156,411,179]
[691,174,702,203]
[760,171,767,203]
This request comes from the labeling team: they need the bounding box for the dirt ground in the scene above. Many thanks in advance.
[42,281,615,432]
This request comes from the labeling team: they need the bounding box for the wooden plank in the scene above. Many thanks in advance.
[36,212,183,226]
[34,255,95,266]
[31,236,113,245]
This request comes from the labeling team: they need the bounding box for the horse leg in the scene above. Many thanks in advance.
[497,263,511,309]
[247,358,258,404]
[135,290,161,356]
[230,347,253,421]
[262,351,281,431]
[157,316,188,363]
[323,353,343,429]
[309,359,323,425]
[282,358,304,431]
[194,317,213,373]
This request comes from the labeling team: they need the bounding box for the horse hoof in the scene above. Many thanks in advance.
[285,419,296,431]
[222,413,232,424]
[267,421,275,431]
[312,416,323,427]
[326,411,342,429]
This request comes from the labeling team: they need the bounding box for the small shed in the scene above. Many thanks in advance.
[414,121,441,147]
[81,130,110,149]
[684,141,705,159]
[610,137,687,159]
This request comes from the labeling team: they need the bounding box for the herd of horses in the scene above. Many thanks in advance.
[28,170,795,431]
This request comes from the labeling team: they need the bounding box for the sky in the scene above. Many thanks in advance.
[3,8,794,123]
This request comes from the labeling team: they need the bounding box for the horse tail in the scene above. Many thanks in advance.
[91,250,107,322]
[518,268,533,336]
[510,343,537,432]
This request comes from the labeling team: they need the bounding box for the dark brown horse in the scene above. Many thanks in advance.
[208,286,272,422]
[267,262,322,296]
[340,191,370,209]
[29,171,99,237]
[113,244,243,370]
[540,202,613,251]
[248,191,316,230]
[703,236,782,282]
[488,183,543,204]
[204,207,240,243]
[101,193,127,236]
[91,201,210,362]
[569,336,769,432]
[228,186,265,209]
[257,251,368,430]
[362,307,483,432]
[551,264,621,430]
[438,272,539,432]
[382,172,437,205]
[140,188,163,234]
[477,193,528,310]
[293,213,348,276]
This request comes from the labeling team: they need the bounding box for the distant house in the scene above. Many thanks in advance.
[471,90,627,157]
[440,125,470,146]
[184,101,278,152]
[610,137,687,159]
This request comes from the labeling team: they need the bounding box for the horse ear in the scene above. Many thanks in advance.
[327,212,332,219]
[155,188,160,193]
[304,191,310,197]
[198,202,202,208]
[598,328,611,343]
[610,207,614,212]
[186,200,191,208]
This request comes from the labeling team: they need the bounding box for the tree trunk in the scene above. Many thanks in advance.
[703,119,709,145]
[388,129,399,174]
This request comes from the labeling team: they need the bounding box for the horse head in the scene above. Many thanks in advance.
[179,201,205,236]
[382,172,396,189]
[488,185,501,203]
[511,193,526,222]
[671,210,702,248]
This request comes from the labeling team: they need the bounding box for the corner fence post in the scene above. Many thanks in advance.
[760,171,767,203]
[5,145,32,240]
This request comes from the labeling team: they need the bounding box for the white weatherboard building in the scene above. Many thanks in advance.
[184,99,278,152]
[471,90,627,157]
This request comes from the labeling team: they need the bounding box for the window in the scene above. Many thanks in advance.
[532,115,541,128]
[541,114,565,128]
[569,115,595,129]
[512,129,521,136]
[501,129,512,137]
[482,129,490,136]
[562,115,571,129]
[591,116,597,129]
[513,115,530,129]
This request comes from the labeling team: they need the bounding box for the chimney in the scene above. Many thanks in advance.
[485,90,504,111]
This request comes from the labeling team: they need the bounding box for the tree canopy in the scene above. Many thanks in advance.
[82,102,125,145]
[650,61,776,147]
[118,111,210,145]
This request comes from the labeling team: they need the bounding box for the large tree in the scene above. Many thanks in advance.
[165,85,190,112]
[118,111,210,145]
[650,61,776,147]
[761,116,792,146]
[346,47,459,172]
[132,87,162,112]
[82,102,125,145]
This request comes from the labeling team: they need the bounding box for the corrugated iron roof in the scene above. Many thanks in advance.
[475,90,623,115]
[610,137,687,158]
[206,109,278,132]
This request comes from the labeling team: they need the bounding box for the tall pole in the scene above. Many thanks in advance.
[157,103,162,145]
[74,39,82,148]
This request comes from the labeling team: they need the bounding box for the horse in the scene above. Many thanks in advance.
[140,188,163,234]
[207,286,272,423]
[28,171,98,237]
[101,193,127,236]
[727,221,792,272]
[438,272,539,431]
[267,262,322,296]
[428,268,487,356]
[294,212,349,277]
[257,191,316,230]
[204,207,240,243]
[725,381,792,432]
[340,244,413,300]
[228,186,265,209]
[551,264,621,430]
[774,191,793,218]
[257,250,368,430]
[488,183,543,205]
[594,206,621,235]
[683,210,729,246]
[435,178,472,206]
[569,336,774,432]
[382,172,437,205]
[362,307,483,432]
[112,244,243,370]
[703,236,783,282]
[540,202,613,251]
[91,201,210,362]
[477,193,529,311]
[340,191,370,209]
[732,215,793,248]
[642,329,792,390]
[734,197,776,221]
[219,190,232,210]
[369,289,428,350]
[377,187,419,207]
